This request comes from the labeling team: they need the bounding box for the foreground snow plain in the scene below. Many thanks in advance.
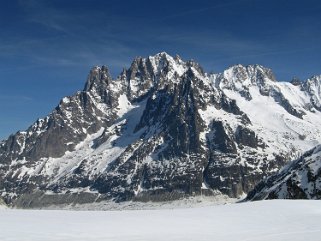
[1,200,321,241]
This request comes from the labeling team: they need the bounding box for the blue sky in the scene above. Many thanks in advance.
[1,0,321,139]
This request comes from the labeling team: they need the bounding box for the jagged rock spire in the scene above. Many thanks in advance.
[84,65,112,92]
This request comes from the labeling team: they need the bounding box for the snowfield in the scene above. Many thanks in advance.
[1,200,321,241]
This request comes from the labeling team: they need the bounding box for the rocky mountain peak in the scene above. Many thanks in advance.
[120,53,207,101]
[217,64,276,89]
[147,52,188,76]
[302,75,321,111]
[303,75,321,93]
[84,65,112,92]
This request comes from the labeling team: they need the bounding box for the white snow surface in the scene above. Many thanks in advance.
[1,200,321,241]
[0,204,7,210]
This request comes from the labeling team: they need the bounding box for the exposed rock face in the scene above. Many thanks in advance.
[0,52,321,207]
[302,75,321,111]
[246,145,321,200]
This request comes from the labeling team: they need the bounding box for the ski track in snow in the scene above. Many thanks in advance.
[0,200,321,241]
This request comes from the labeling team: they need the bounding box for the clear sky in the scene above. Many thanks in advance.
[1,0,321,140]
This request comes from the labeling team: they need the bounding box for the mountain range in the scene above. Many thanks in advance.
[1,52,321,207]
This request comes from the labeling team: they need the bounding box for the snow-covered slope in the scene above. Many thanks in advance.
[0,198,7,209]
[247,145,321,200]
[0,52,321,207]
[1,200,321,241]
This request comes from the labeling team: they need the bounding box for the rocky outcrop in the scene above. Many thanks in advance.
[302,75,321,111]
[246,145,321,200]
